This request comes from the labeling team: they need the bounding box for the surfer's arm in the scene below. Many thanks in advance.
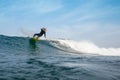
[44,32,46,38]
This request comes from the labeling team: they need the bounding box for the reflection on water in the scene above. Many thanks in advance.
[29,38,37,49]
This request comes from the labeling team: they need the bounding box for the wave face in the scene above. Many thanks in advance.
[0,35,120,80]
[1,35,120,56]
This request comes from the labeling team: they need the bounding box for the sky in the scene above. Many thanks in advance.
[0,0,120,47]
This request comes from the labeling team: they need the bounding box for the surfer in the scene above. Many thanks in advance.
[33,27,47,39]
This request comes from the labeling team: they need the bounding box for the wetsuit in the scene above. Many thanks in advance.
[33,29,46,38]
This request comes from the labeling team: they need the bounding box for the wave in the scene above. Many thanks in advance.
[46,39,120,56]
[0,35,120,56]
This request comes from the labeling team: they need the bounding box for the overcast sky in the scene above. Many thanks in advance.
[0,0,120,47]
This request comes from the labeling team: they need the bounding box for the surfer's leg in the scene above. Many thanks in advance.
[33,34,37,37]
[33,33,39,37]
[36,34,42,39]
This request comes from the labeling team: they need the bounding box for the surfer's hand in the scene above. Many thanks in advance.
[45,38,47,40]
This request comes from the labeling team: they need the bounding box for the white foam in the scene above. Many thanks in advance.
[49,39,120,56]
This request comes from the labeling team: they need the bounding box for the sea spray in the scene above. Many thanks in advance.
[49,39,120,56]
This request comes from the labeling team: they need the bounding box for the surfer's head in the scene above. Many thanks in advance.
[42,27,47,32]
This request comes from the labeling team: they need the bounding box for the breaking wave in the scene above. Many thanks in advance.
[47,39,120,56]
[0,35,120,56]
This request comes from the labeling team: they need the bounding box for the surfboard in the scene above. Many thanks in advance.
[32,38,38,42]
[29,38,38,45]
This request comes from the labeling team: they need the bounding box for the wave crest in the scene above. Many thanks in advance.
[47,39,120,56]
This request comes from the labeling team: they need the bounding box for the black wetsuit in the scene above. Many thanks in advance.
[33,29,46,38]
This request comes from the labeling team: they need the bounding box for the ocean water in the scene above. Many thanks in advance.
[0,35,120,80]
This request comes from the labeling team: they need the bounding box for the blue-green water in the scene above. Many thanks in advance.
[0,35,120,80]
